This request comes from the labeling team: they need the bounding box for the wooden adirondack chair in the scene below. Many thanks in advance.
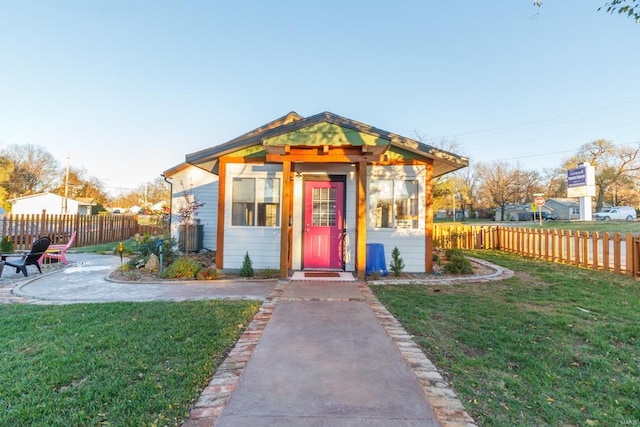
[40,231,76,266]
[2,236,51,277]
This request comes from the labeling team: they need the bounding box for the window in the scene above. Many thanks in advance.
[232,177,280,226]
[369,179,419,229]
[312,187,337,226]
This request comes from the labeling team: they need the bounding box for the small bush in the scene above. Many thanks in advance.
[444,248,464,259]
[443,253,473,274]
[197,267,219,280]
[256,268,279,279]
[389,246,405,276]
[432,251,442,265]
[162,257,201,279]
[0,236,14,253]
[239,252,254,278]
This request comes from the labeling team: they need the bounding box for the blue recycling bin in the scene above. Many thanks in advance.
[366,243,388,276]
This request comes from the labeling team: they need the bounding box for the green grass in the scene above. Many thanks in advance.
[372,251,640,426]
[0,300,260,426]
[75,237,140,255]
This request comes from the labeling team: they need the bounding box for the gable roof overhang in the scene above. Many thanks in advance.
[185,111,468,177]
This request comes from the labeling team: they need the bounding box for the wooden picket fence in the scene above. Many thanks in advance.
[0,212,166,251]
[434,224,640,279]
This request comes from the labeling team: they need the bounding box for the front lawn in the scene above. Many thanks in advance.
[0,300,260,426]
[373,251,640,426]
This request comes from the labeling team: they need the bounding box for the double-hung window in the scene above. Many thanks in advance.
[369,179,419,229]
[232,177,280,227]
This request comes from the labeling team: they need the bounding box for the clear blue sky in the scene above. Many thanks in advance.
[1,1,638,195]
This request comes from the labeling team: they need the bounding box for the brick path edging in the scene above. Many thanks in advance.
[181,281,286,426]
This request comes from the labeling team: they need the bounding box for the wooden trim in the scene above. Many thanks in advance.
[216,158,227,269]
[279,161,292,278]
[425,160,434,272]
[356,161,367,280]
[266,153,385,163]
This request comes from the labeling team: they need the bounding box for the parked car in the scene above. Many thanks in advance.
[594,206,637,221]
[530,211,557,221]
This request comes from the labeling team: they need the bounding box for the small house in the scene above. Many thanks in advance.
[164,111,468,278]
[9,192,95,216]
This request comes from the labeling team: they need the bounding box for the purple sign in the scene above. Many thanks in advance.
[567,167,587,188]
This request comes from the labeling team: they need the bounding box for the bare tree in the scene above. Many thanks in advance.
[1,144,61,197]
[477,161,539,220]
[564,139,640,211]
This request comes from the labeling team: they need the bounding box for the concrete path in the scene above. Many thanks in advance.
[216,281,440,426]
[9,253,276,304]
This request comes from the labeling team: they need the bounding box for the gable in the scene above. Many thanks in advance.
[263,123,390,149]
[185,111,468,177]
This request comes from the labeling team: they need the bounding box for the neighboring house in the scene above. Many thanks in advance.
[9,192,95,215]
[494,198,580,221]
[544,198,580,220]
[164,111,468,278]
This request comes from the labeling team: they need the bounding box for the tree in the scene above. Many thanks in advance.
[115,177,169,211]
[1,144,61,197]
[476,161,541,220]
[51,166,109,207]
[599,0,640,22]
[536,0,640,22]
[0,156,14,210]
[564,139,640,211]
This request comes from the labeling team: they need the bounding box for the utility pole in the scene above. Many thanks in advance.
[64,154,70,214]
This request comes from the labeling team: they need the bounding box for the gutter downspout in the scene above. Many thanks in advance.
[162,174,173,233]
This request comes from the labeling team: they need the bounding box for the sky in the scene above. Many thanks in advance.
[1,1,638,196]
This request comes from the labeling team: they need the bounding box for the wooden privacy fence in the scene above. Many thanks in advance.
[0,212,152,250]
[434,224,640,280]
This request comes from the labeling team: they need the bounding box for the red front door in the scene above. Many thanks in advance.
[303,181,344,269]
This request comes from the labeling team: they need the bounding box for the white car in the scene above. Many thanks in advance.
[594,206,637,221]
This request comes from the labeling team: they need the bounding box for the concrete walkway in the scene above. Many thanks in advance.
[0,253,494,426]
[7,253,276,304]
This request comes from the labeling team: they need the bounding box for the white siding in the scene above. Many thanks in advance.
[170,166,218,251]
[11,193,80,215]
[366,165,427,272]
[223,163,283,270]
[366,229,426,272]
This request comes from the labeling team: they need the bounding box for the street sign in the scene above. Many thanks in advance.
[534,196,545,206]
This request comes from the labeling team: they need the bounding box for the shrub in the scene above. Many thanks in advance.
[239,252,254,278]
[162,257,201,279]
[389,246,405,276]
[444,248,464,259]
[256,267,279,279]
[443,253,473,274]
[0,236,14,253]
[197,267,219,280]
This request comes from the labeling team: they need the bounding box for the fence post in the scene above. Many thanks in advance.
[613,233,621,275]
[625,233,634,277]
[633,236,640,279]
[592,232,599,271]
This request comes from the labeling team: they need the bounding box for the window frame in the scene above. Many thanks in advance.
[230,176,281,228]
[368,178,420,230]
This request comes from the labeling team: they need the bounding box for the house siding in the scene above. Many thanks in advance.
[223,163,283,270]
[170,166,218,252]
[11,193,80,215]
[367,165,427,272]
